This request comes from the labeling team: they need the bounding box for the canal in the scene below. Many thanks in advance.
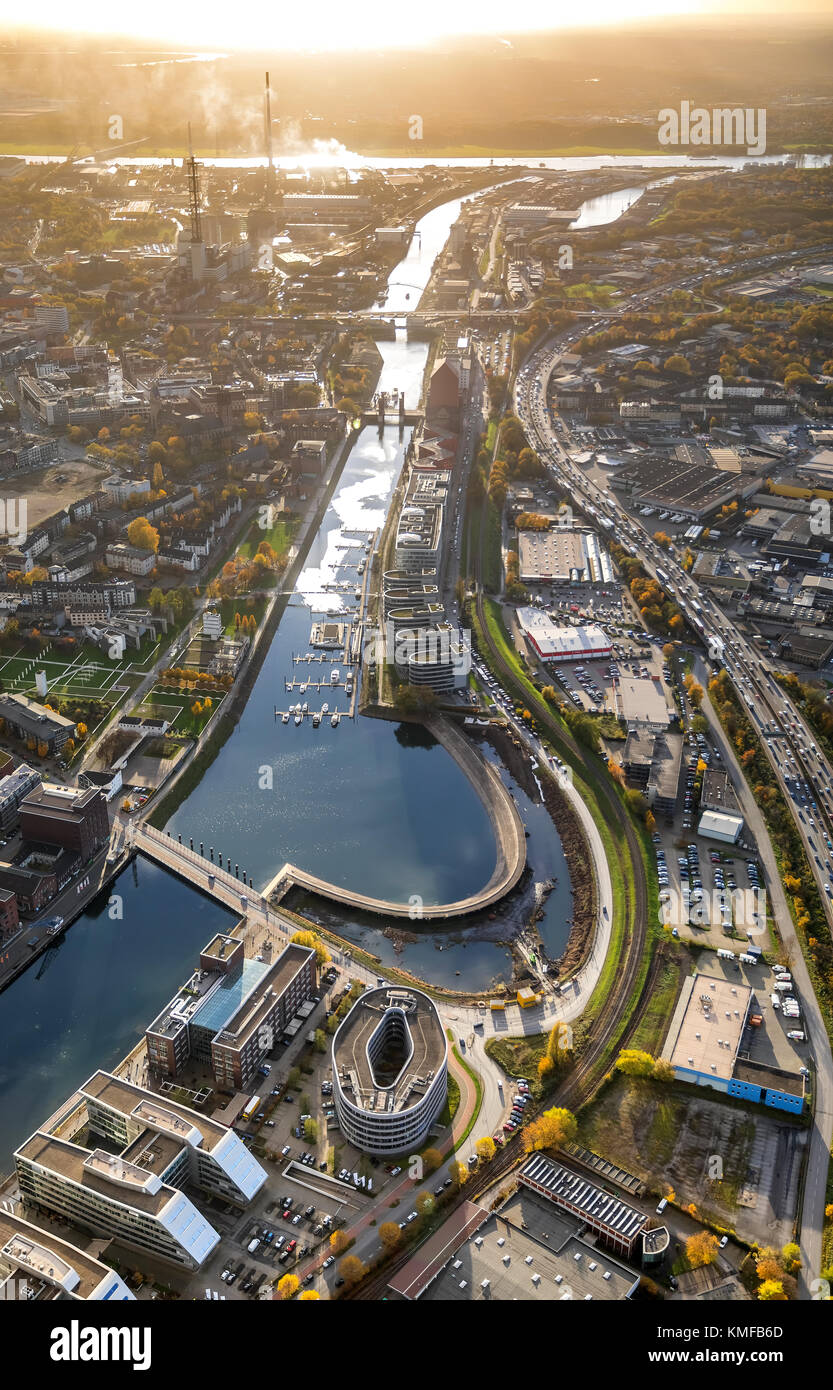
[0,174,605,1160]
[0,859,236,1166]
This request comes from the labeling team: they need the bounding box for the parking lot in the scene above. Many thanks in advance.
[657,829,768,949]
[697,949,809,1082]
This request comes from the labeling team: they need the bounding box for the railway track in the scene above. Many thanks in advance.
[347,946,666,1302]
[345,457,655,1302]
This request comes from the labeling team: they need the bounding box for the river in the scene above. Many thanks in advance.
[0,859,237,1167]
[0,153,754,1160]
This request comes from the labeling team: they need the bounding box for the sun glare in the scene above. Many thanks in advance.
[4,0,701,51]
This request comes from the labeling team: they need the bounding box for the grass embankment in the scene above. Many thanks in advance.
[236,515,299,563]
[469,591,660,1084]
[486,1033,549,1081]
[447,1031,484,1148]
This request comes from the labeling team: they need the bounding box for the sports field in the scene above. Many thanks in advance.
[0,638,159,701]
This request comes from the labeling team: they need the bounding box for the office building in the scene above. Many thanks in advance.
[332,986,447,1155]
[0,694,76,755]
[0,763,42,833]
[14,1070,267,1270]
[0,887,19,936]
[0,1210,134,1301]
[146,936,316,1092]
[19,784,109,861]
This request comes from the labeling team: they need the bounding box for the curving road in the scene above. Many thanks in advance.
[511,252,833,1295]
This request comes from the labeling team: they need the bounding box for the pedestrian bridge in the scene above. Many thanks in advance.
[126,717,526,923]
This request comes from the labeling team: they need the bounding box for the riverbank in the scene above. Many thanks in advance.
[147,425,362,830]
[482,722,595,978]
[262,710,526,920]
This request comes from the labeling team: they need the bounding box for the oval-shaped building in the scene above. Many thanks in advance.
[332,986,448,1155]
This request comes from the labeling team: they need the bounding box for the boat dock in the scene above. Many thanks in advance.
[273,526,375,727]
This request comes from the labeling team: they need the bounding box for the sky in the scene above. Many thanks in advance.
[0,1,825,54]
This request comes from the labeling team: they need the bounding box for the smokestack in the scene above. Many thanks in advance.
[264,71,275,197]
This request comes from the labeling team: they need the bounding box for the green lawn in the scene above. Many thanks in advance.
[138,685,225,737]
[236,514,300,563]
[219,595,269,636]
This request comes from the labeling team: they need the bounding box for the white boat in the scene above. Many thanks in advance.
[300,683,308,693]
[282,712,289,724]
[312,712,320,728]
[331,712,339,727]
[294,714,302,726]
[302,702,308,713]
[321,703,329,714]
[331,669,340,684]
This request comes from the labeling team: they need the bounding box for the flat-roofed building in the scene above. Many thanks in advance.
[0,762,41,833]
[0,1210,134,1301]
[333,985,447,1155]
[614,676,670,731]
[519,1153,648,1259]
[662,973,805,1114]
[19,783,109,861]
[697,809,744,844]
[146,936,316,1093]
[517,609,611,664]
[518,528,613,585]
[390,1188,640,1302]
[0,694,76,754]
[701,767,739,816]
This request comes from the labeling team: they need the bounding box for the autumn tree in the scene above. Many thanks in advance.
[475,1136,496,1163]
[298,1290,320,1300]
[422,1148,443,1174]
[546,1019,572,1067]
[652,1058,675,1083]
[615,1049,656,1077]
[522,1106,577,1154]
[447,1159,468,1188]
[329,1229,350,1255]
[277,1273,299,1300]
[758,1279,787,1301]
[379,1222,402,1250]
[416,1193,435,1220]
[290,929,331,968]
[339,1255,367,1288]
[686,1231,719,1269]
[126,516,160,553]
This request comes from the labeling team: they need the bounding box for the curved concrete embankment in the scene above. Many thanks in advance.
[263,715,527,920]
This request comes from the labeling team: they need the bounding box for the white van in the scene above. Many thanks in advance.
[656,1197,668,1215]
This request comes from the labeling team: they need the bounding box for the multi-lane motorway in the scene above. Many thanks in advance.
[512,302,833,1294]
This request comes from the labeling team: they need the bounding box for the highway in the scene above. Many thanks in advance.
[511,274,833,1293]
